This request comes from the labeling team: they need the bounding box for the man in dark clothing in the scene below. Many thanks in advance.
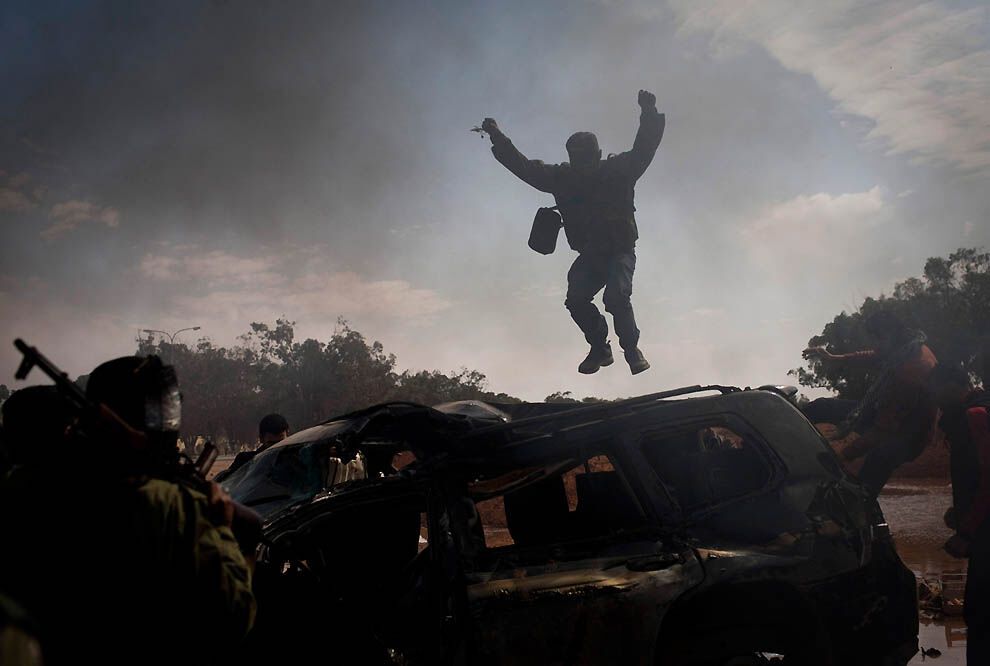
[216,412,291,482]
[801,312,938,495]
[482,90,665,374]
[930,363,990,666]
[0,358,255,665]
[258,412,290,449]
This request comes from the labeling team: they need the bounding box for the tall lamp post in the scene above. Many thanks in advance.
[142,326,201,346]
[142,327,201,363]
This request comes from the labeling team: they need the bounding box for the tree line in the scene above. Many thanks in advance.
[125,317,531,451]
[793,247,989,397]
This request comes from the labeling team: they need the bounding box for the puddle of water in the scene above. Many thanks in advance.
[880,480,967,665]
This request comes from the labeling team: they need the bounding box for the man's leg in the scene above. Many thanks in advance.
[565,254,608,347]
[602,251,639,349]
[603,251,648,373]
[856,438,912,496]
[801,398,858,425]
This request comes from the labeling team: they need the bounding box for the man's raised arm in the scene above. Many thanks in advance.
[618,90,665,181]
[482,117,559,194]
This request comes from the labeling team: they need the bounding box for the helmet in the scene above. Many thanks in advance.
[86,355,181,434]
[85,356,181,472]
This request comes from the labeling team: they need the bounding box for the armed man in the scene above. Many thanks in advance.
[0,353,257,665]
[482,89,665,375]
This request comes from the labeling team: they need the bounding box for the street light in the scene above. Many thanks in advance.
[142,326,201,345]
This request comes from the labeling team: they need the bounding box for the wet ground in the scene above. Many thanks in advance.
[881,479,967,665]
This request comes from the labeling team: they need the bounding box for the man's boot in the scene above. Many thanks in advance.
[578,343,614,374]
[625,348,650,375]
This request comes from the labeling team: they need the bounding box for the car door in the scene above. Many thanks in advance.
[448,450,703,666]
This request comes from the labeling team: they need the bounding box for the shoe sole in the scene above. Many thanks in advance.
[629,361,650,375]
[578,356,614,374]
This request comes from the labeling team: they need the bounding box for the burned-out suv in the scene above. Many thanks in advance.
[222,385,918,665]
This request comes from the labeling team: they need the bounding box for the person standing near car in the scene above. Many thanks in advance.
[930,362,990,666]
[801,312,938,495]
[215,413,290,482]
[0,355,256,665]
[257,413,290,451]
[481,90,665,375]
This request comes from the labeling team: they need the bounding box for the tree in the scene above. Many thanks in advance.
[544,391,608,404]
[135,318,521,450]
[793,248,990,398]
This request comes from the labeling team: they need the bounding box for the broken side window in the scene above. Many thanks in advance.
[468,453,648,557]
[640,420,773,513]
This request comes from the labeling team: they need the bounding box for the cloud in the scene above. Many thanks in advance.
[140,250,283,287]
[0,172,38,214]
[740,186,889,277]
[140,246,451,325]
[42,199,120,240]
[0,187,35,213]
[667,1,990,172]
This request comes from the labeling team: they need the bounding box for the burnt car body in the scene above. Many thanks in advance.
[222,386,918,665]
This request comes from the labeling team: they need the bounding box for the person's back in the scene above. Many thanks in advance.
[2,473,253,665]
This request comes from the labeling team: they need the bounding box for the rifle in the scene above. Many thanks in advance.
[13,338,263,554]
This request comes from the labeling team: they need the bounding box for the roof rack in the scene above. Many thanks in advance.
[459,384,741,441]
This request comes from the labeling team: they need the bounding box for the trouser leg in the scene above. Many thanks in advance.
[801,398,858,425]
[966,525,990,666]
[857,438,911,496]
[565,254,609,348]
[602,251,639,351]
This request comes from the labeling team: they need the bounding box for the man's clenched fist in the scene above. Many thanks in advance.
[481,117,501,136]
[638,89,656,110]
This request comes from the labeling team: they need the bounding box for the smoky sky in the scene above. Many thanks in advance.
[1,0,988,401]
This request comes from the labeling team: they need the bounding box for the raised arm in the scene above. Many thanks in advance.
[482,117,560,194]
[803,347,879,366]
[613,90,665,181]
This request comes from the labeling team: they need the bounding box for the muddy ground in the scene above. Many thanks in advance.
[881,480,966,665]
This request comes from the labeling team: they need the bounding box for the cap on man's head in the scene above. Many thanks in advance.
[565,132,600,154]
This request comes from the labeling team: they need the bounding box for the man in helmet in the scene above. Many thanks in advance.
[0,355,256,665]
[481,90,665,375]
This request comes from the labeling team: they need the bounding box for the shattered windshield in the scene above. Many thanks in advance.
[220,420,364,518]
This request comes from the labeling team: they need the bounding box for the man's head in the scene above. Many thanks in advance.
[929,362,973,408]
[566,132,601,170]
[1,385,74,465]
[86,355,181,463]
[258,413,289,447]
